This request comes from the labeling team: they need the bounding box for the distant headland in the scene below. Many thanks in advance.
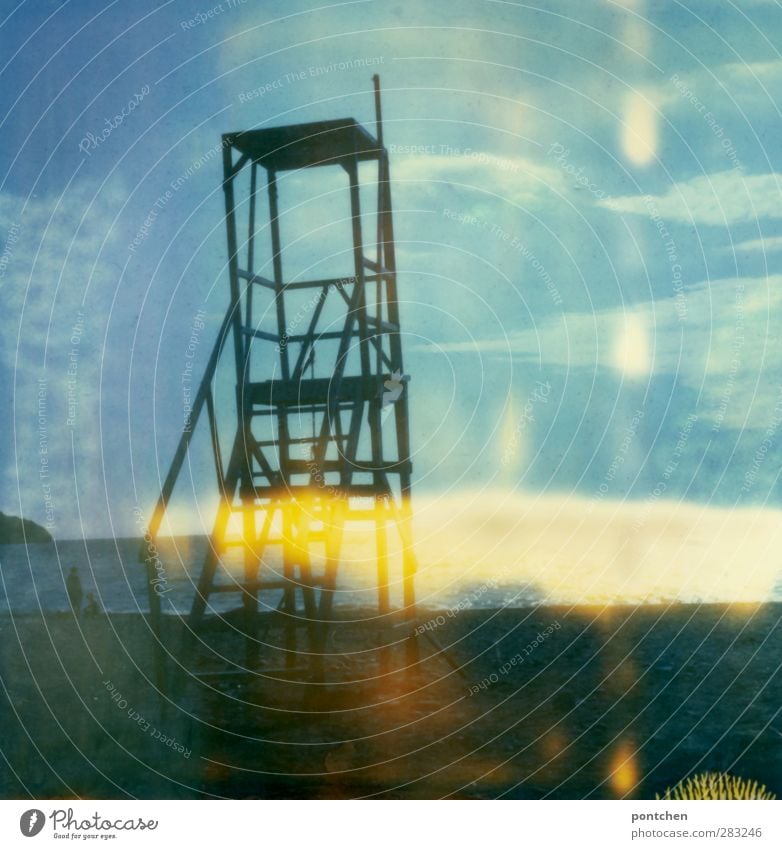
[0,512,53,544]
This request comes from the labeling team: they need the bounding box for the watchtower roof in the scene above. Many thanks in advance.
[225,118,382,171]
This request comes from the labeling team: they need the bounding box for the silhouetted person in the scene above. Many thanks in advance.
[84,592,100,617]
[66,566,83,615]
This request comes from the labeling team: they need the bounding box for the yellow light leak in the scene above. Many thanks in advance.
[499,397,525,477]
[609,740,639,796]
[622,91,657,167]
[622,19,651,59]
[613,312,651,378]
[409,491,782,607]
[156,498,229,541]
[153,489,782,607]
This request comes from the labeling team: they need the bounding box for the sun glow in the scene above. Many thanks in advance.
[613,312,651,378]
[621,91,658,167]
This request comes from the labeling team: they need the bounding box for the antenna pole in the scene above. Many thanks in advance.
[372,74,384,148]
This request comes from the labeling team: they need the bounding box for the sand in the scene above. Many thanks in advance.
[2,602,782,799]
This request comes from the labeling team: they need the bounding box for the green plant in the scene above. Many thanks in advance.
[657,771,775,800]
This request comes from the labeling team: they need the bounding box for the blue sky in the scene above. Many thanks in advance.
[3,0,782,538]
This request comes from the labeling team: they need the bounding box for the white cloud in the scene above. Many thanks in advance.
[416,274,782,429]
[668,59,782,111]
[392,151,567,207]
[601,170,782,225]
[722,60,782,82]
[1,180,129,536]
[415,305,648,373]
[731,235,782,253]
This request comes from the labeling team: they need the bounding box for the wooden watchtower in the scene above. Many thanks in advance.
[145,77,417,683]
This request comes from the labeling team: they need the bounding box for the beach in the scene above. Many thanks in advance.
[2,602,781,799]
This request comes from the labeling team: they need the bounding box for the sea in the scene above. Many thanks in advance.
[0,535,543,616]
[4,507,782,615]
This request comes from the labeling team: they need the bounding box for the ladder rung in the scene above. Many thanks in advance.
[344,507,393,520]
[286,330,359,343]
[366,316,399,333]
[249,483,390,498]
[303,530,329,541]
[248,375,378,406]
[221,535,311,546]
[250,403,356,415]
[286,458,411,473]
[363,257,393,276]
[237,268,275,289]
[238,272,362,292]
[281,275,358,291]
[241,326,279,342]
[254,435,347,447]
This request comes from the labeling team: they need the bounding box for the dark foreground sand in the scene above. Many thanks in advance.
[2,602,782,799]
